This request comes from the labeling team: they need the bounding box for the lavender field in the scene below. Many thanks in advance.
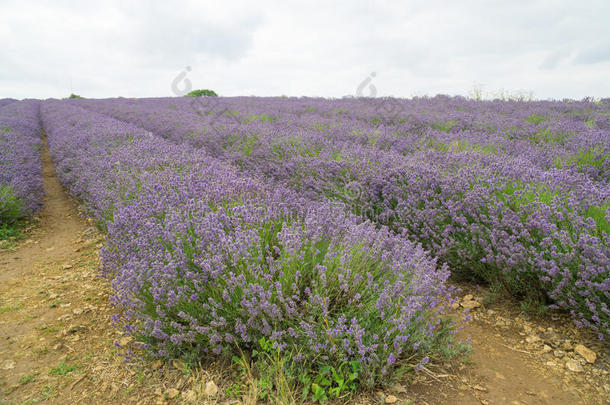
[1,95,609,401]
[0,99,44,231]
[66,96,609,336]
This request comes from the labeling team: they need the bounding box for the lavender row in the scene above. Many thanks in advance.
[41,100,453,382]
[0,98,17,109]
[0,100,44,224]
[72,96,609,182]
[78,97,609,338]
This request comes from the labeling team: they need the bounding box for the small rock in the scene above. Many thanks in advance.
[390,384,408,394]
[151,360,163,370]
[561,341,573,351]
[546,361,558,367]
[486,309,496,316]
[72,308,83,315]
[119,337,132,347]
[172,359,186,371]
[166,388,180,399]
[1,360,15,370]
[204,380,218,397]
[473,384,487,392]
[463,294,474,301]
[540,345,552,354]
[183,390,197,403]
[574,344,596,363]
[49,293,59,299]
[461,300,481,309]
[553,350,566,359]
[62,264,73,269]
[385,394,398,404]
[565,359,584,373]
[525,335,541,344]
[53,343,64,350]
[66,324,86,334]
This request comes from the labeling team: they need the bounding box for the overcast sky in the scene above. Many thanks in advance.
[1,0,609,100]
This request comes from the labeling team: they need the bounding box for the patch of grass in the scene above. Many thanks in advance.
[40,384,56,400]
[224,382,244,399]
[232,338,299,404]
[16,400,40,405]
[34,346,49,357]
[0,302,24,314]
[19,373,38,385]
[0,223,22,242]
[36,325,60,335]
[49,360,78,376]
[520,300,549,316]
[482,282,504,306]
[48,300,61,308]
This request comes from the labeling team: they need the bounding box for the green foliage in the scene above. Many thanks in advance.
[186,89,218,97]
[301,361,361,403]
[68,93,84,99]
[584,118,595,129]
[0,185,25,241]
[49,360,78,376]
[244,113,279,124]
[231,337,298,404]
[586,204,610,236]
[525,114,548,125]
[232,337,361,404]
[527,127,571,145]
[19,373,38,385]
[431,120,458,132]
[554,147,609,174]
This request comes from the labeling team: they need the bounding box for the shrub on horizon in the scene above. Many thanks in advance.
[186,89,218,97]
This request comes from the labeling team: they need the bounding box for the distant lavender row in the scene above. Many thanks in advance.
[0,100,44,223]
[0,98,17,109]
[41,100,452,382]
[72,96,610,182]
[77,96,610,338]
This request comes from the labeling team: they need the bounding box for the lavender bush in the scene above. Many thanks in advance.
[74,96,609,338]
[41,100,454,388]
[0,100,44,227]
[0,98,17,109]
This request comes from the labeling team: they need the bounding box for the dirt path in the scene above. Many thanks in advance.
[0,139,607,404]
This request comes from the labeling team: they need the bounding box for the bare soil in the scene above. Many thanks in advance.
[0,140,608,404]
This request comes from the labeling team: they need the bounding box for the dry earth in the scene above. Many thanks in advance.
[0,140,608,404]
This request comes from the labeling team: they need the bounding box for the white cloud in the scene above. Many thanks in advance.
[1,0,609,100]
